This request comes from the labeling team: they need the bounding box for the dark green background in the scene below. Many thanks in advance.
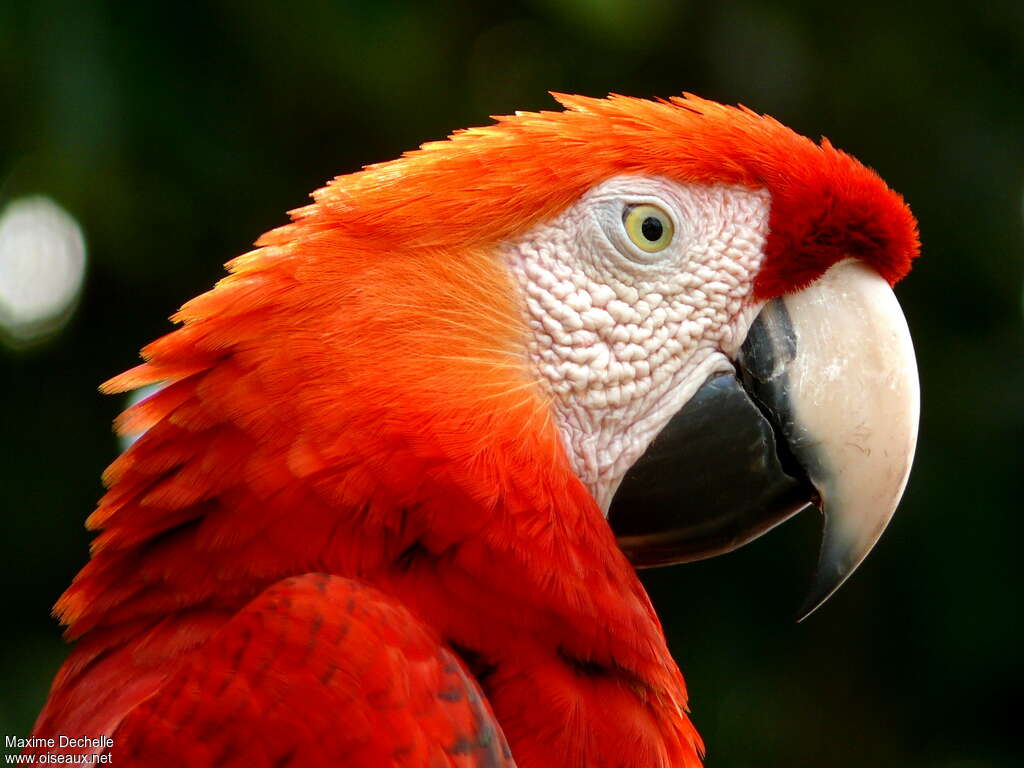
[2,1,1021,765]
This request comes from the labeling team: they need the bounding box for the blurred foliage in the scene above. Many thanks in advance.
[2,0,1022,765]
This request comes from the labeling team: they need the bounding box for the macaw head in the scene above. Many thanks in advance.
[478,96,920,618]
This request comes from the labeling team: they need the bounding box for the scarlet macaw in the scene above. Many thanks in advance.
[28,93,920,767]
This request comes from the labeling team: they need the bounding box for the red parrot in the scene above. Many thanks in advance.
[28,93,920,767]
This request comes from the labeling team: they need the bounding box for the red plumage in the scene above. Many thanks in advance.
[31,93,918,767]
[112,575,513,766]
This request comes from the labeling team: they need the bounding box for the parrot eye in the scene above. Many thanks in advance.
[623,204,674,253]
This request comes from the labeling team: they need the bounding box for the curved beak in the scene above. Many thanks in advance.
[608,259,920,619]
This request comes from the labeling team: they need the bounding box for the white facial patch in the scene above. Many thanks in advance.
[501,176,772,511]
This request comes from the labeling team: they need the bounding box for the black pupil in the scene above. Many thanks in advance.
[641,216,663,242]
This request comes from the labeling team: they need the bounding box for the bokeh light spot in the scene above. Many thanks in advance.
[0,196,87,349]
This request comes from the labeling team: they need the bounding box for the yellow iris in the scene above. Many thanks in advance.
[623,204,674,253]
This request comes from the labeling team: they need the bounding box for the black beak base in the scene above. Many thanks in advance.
[608,370,816,567]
